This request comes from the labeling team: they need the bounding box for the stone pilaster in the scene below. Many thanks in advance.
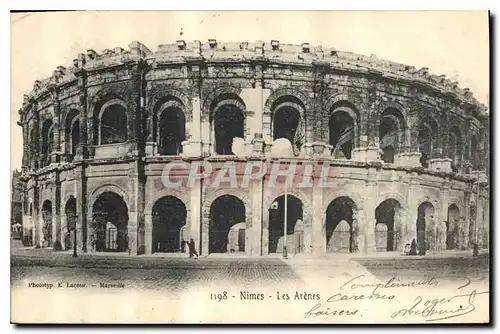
[360,167,379,253]
[404,173,420,246]
[127,159,141,255]
[311,178,325,256]
[201,114,211,156]
[261,186,272,255]
[32,185,41,246]
[75,64,88,159]
[127,213,138,255]
[189,182,202,254]
[51,181,61,248]
[250,178,263,256]
[22,121,29,167]
[31,102,40,170]
[75,166,87,252]
[144,213,153,255]
[182,93,203,158]
[50,88,61,164]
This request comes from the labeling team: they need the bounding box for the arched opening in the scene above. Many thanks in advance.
[99,103,127,145]
[416,201,435,251]
[379,108,404,163]
[65,109,80,162]
[41,200,53,247]
[92,191,129,252]
[209,195,246,253]
[329,103,358,160]
[152,196,187,253]
[64,197,77,250]
[157,107,186,156]
[271,96,305,155]
[375,199,402,251]
[268,195,303,254]
[448,127,462,172]
[325,196,357,253]
[273,108,300,144]
[41,119,54,167]
[212,102,245,155]
[446,204,460,250]
[418,118,438,168]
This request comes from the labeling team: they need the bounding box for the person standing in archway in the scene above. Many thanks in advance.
[409,238,418,255]
[188,238,198,259]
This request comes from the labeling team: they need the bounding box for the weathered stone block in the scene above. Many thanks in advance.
[428,158,453,173]
[394,152,422,167]
[352,147,381,162]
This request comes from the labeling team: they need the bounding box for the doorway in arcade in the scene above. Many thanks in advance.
[268,195,304,254]
[209,195,246,254]
[152,196,187,253]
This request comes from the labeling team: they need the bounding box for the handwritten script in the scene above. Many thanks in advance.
[304,275,488,322]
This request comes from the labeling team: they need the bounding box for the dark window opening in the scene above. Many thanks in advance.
[329,111,355,159]
[100,104,127,145]
[213,105,244,155]
[159,108,185,155]
[268,195,303,254]
[325,196,356,253]
[152,196,187,253]
[92,191,129,252]
[210,195,246,253]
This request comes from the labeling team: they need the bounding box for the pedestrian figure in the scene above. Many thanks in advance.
[188,238,198,259]
[181,239,186,253]
[404,243,411,255]
[409,238,418,255]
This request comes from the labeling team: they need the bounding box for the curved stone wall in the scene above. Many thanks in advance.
[17,40,489,256]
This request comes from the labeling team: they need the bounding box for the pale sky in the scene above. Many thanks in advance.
[10,11,489,171]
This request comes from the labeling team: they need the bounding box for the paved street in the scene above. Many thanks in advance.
[11,238,489,293]
[10,238,490,324]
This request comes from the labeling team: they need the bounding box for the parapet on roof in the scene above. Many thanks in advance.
[23,39,489,115]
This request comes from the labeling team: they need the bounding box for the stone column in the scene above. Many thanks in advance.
[126,159,140,255]
[128,64,141,155]
[360,168,379,253]
[85,213,93,252]
[189,180,202,254]
[127,213,138,255]
[404,173,420,245]
[32,186,41,247]
[250,178,263,256]
[22,121,29,168]
[144,83,155,155]
[75,166,87,252]
[201,113,211,156]
[144,213,153,255]
[51,184,60,248]
[461,191,471,250]
[75,66,88,159]
[60,211,67,249]
[241,63,269,155]
[31,102,40,170]
[311,179,325,256]
[51,92,61,164]
[395,114,421,166]
[183,95,202,158]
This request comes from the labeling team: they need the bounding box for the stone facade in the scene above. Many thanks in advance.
[17,40,490,255]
